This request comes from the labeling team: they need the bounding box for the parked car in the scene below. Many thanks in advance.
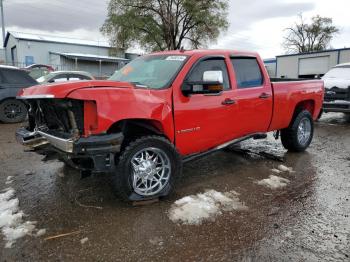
[0,65,38,123]
[16,50,323,202]
[321,63,350,116]
[108,70,119,80]
[36,71,94,84]
[24,64,54,80]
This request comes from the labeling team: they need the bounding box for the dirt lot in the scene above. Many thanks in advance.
[0,113,349,261]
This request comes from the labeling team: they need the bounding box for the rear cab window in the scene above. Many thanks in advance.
[231,57,263,88]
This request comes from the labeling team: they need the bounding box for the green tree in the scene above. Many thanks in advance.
[101,0,229,51]
[283,14,339,53]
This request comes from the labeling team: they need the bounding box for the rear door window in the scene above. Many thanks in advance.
[231,58,263,88]
[1,69,37,85]
[68,74,92,81]
[51,74,68,83]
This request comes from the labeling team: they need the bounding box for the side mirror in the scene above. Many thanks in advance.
[203,70,223,83]
[182,70,224,96]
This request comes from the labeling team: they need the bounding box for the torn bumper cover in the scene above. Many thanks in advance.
[16,128,123,172]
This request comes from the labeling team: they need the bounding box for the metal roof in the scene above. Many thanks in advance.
[50,52,129,62]
[4,31,110,48]
[276,48,350,58]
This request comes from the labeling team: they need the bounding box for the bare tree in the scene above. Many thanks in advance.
[283,14,339,53]
[101,0,229,52]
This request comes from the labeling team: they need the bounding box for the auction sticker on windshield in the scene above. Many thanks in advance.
[165,56,187,61]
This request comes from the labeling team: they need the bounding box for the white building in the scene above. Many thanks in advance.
[3,31,132,77]
[263,58,277,78]
[276,48,350,79]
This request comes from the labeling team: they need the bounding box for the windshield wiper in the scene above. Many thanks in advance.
[130,81,149,88]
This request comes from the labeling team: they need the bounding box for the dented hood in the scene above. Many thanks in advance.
[17,80,134,99]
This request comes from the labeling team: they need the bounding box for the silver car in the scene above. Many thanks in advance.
[37,71,94,84]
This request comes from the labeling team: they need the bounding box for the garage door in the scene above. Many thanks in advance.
[298,56,330,76]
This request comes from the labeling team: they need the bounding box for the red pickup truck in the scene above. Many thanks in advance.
[16,50,324,201]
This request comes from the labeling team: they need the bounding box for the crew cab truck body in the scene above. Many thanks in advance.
[16,50,324,201]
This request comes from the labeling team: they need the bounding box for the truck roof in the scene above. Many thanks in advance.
[150,49,259,57]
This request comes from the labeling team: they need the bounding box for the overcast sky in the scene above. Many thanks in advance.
[3,0,350,58]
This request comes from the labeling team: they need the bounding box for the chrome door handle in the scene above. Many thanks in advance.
[222,98,236,105]
[259,93,271,99]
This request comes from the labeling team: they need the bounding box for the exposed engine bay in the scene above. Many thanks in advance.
[26,99,84,139]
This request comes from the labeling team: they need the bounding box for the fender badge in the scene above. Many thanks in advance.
[177,127,201,134]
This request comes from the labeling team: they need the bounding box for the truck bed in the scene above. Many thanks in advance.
[268,79,324,131]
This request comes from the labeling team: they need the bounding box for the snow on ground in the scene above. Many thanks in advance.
[0,186,45,248]
[277,165,295,173]
[5,176,13,185]
[271,168,282,174]
[80,237,89,244]
[257,175,290,189]
[168,190,247,225]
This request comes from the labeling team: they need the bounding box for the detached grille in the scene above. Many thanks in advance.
[28,99,84,136]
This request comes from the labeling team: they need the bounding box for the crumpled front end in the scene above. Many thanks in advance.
[16,98,123,173]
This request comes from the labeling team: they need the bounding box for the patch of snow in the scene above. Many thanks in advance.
[3,221,37,248]
[257,175,290,189]
[271,168,282,174]
[80,237,89,244]
[277,164,294,173]
[23,170,34,176]
[0,187,42,248]
[35,228,46,237]
[6,176,13,181]
[149,236,163,246]
[168,190,247,225]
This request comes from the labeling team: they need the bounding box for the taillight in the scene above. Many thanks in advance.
[83,101,98,136]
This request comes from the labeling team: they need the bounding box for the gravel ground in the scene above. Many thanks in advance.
[0,113,349,261]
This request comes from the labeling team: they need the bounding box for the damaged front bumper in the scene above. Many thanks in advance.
[16,128,123,173]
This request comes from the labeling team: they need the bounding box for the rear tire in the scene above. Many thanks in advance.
[113,136,182,202]
[281,110,314,152]
[0,99,27,123]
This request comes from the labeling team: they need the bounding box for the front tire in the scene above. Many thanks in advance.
[0,99,27,123]
[281,110,314,152]
[113,136,182,202]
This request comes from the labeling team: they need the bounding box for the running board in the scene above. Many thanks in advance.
[183,133,265,163]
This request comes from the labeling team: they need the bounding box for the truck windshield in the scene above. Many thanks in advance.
[109,55,188,89]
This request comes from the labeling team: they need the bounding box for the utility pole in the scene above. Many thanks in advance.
[0,0,6,63]
[0,0,5,45]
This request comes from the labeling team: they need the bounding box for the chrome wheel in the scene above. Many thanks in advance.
[297,118,312,146]
[131,147,171,196]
